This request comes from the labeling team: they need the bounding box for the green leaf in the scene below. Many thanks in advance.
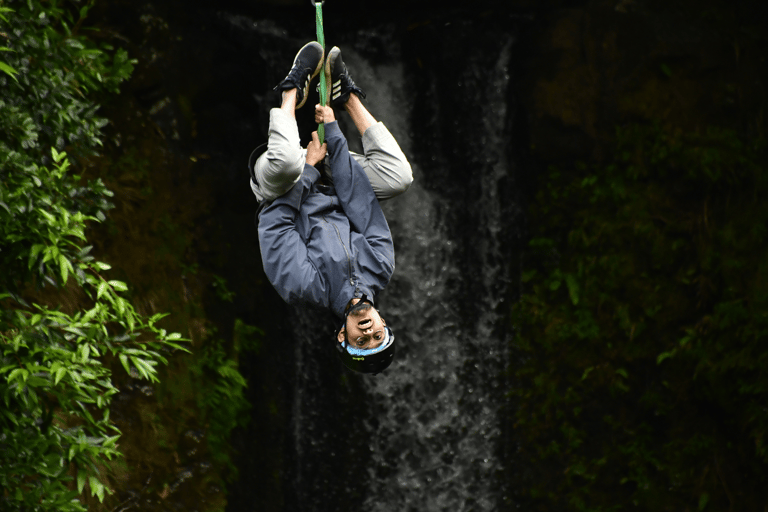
[89,476,105,501]
[115,297,126,315]
[130,356,150,380]
[0,364,17,375]
[64,326,88,339]
[8,368,29,383]
[657,350,676,365]
[55,367,67,385]
[77,470,87,493]
[163,342,192,353]
[0,7,15,23]
[149,312,169,325]
[82,305,99,323]
[119,354,131,374]
[565,274,579,305]
[0,60,19,81]
[28,244,46,269]
[60,254,70,284]
[81,343,91,362]
[102,435,120,448]
[38,208,56,225]
[108,280,128,292]
[97,281,108,299]
[51,147,67,163]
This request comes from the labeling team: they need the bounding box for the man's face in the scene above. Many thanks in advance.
[337,302,387,350]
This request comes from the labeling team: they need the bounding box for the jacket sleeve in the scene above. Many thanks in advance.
[324,121,395,276]
[257,166,329,308]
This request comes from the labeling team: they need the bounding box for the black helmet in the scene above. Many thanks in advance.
[248,142,268,183]
[335,295,396,374]
[336,325,396,375]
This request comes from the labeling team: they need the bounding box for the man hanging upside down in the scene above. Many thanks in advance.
[249,42,412,374]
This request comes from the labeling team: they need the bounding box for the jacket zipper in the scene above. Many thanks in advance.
[323,215,355,286]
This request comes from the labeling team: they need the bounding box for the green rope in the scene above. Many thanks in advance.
[315,1,327,143]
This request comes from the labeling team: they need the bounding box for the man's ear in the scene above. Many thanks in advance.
[337,328,346,343]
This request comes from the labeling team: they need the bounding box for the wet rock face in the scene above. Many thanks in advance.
[97,1,524,510]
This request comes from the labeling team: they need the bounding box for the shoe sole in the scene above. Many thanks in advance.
[296,42,324,109]
[324,46,341,107]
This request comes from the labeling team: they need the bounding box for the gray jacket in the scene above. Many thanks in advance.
[257,121,395,318]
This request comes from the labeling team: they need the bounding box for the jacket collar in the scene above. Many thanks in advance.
[332,284,375,318]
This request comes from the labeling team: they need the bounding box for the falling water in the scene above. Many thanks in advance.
[355,34,518,511]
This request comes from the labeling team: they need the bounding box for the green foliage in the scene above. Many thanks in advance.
[513,124,768,510]
[0,2,183,510]
[190,319,261,479]
[0,0,134,174]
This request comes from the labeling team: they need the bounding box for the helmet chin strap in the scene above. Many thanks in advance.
[344,294,373,316]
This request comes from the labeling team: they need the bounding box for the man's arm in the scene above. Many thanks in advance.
[258,163,330,307]
[316,105,395,275]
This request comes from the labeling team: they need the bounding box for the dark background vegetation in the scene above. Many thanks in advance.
[2,0,767,510]
[509,1,768,510]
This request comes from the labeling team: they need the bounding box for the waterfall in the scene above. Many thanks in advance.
[355,32,519,511]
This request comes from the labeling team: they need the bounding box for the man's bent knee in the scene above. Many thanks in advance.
[264,146,304,181]
[390,164,413,196]
[253,147,305,201]
[370,161,413,201]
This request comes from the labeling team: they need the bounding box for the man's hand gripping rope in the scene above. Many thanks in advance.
[306,104,335,167]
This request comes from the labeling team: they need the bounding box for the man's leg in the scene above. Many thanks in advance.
[280,88,298,119]
[344,95,413,201]
[251,43,323,203]
[344,92,376,136]
[324,47,413,201]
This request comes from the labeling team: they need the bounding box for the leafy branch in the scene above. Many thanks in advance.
[1,2,181,510]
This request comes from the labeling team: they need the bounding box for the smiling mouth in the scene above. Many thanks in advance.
[358,319,372,328]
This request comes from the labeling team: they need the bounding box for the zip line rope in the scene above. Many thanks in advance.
[314,0,327,143]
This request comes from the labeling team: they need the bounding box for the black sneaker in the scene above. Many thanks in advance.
[274,41,324,109]
[324,46,366,108]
